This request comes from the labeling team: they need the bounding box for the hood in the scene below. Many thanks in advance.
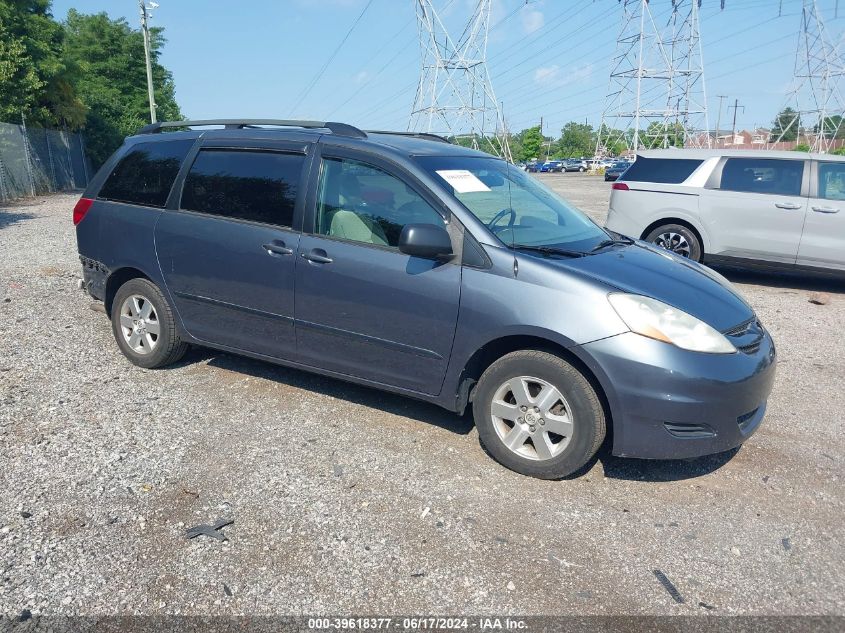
[536,242,754,332]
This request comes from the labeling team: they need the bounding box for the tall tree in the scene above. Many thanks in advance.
[0,0,84,127]
[770,107,800,142]
[62,9,182,165]
[556,121,593,158]
[518,126,543,162]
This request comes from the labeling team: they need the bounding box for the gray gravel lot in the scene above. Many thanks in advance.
[1,176,843,616]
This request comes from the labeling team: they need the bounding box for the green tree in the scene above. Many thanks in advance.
[793,143,811,152]
[643,121,685,149]
[770,107,800,142]
[0,0,84,126]
[555,121,594,158]
[815,114,845,140]
[518,126,543,162]
[595,123,627,156]
[62,9,182,165]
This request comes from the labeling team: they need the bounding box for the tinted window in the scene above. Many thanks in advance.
[620,157,702,184]
[817,162,845,201]
[315,157,444,248]
[720,158,804,196]
[181,149,304,227]
[99,140,194,207]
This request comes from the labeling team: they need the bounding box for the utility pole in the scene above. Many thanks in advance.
[774,0,845,151]
[597,0,717,156]
[728,98,744,145]
[139,0,158,124]
[714,95,727,148]
[410,0,511,161]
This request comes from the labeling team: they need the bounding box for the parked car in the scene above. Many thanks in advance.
[606,149,845,276]
[604,161,631,181]
[75,120,776,479]
[563,159,587,172]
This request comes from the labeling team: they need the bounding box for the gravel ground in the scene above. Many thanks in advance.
[1,180,843,617]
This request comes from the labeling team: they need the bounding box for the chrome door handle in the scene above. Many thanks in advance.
[811,206,840,214]
[774,202,802,210]
[262,242,293,256]
[301,249,333,264]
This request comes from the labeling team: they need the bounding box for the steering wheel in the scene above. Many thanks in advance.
[488,207,516,233]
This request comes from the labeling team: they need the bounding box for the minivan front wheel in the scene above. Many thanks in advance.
[111,278,188,369]
[645,223,702,261]
[473,350,605,479]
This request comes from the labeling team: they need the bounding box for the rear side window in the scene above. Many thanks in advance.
[620,157,702,184]
[719,158,804,196]
[98,140,194,207]
[181,149,304,227]
[818,162,845,200]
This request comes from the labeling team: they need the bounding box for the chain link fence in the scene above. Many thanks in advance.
[0,121,91,202]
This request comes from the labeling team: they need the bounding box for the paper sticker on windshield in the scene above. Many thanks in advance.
[435,169,491,193]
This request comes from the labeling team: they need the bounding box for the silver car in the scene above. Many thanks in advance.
[605,149,845,276]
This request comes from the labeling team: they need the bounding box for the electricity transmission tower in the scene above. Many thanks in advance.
[772,0,845,152]
[596,0,712,156]
[409,0,512,161]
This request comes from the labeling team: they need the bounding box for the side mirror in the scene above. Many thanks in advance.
[398,223,453,259]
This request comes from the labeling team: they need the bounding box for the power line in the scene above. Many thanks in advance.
[289,0,376,115]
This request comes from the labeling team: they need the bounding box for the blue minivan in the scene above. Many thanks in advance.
[74,119,776,479]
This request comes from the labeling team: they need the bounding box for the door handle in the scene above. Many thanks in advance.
[774,202,802,210]
[301,248,333,264]
[811,206,840,214]
[262,242,293,256]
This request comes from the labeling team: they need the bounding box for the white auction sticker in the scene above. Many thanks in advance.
[435,169,491,193]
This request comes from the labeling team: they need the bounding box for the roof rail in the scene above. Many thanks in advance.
[365,130,451,144]
[136,119,367,139]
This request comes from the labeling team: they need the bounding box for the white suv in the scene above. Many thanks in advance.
[605,149,845,276]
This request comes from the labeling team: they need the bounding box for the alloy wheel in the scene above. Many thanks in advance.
[490,376,574,461]
[118,294,160,355]
[654,231,692,258]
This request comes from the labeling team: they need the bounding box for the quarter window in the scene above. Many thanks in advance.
[98,140,194,207]
[620,157,702,184]
[719,158,804,197]
[315,157,444,248]
[817,162,845,201]
[181,149,304,227]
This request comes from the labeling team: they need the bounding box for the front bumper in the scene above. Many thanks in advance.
[581,329,776,459]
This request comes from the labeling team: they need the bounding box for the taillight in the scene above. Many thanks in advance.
[612,182,629,191]
[73,198,93,225]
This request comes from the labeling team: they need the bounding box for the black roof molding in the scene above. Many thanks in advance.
[137,119,367,139]
[365,130,452,144]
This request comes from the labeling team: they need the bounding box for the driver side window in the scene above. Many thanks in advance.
[316,157,445,248]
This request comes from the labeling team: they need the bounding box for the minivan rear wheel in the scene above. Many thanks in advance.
[473,350,605,479]
[111,278,188,369]
[645,223,702,262]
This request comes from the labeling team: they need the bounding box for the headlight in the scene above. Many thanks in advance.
[608,293,736,354]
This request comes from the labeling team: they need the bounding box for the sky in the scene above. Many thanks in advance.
[49,0,843,138]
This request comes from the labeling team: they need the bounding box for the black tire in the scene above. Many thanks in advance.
[472,350,606,479]
[111,277,188,369]
[579,167,586,172]
[644,222,702,262]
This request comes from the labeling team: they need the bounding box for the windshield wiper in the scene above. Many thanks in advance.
[511,244,588,258]
[591,236,634,252]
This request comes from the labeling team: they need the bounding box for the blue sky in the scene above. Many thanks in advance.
[51,0,841,137]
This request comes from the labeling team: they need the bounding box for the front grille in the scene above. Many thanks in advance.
[737,340,761,354]
[724,318,764,355]
[724,318,755,337]
[737,408,760,433]
[663,422,716,439]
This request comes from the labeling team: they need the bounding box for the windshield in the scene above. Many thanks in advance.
[417,155,608,251]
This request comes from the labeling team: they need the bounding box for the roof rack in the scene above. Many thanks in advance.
[365,130,452,144]
[137,119,367,139]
